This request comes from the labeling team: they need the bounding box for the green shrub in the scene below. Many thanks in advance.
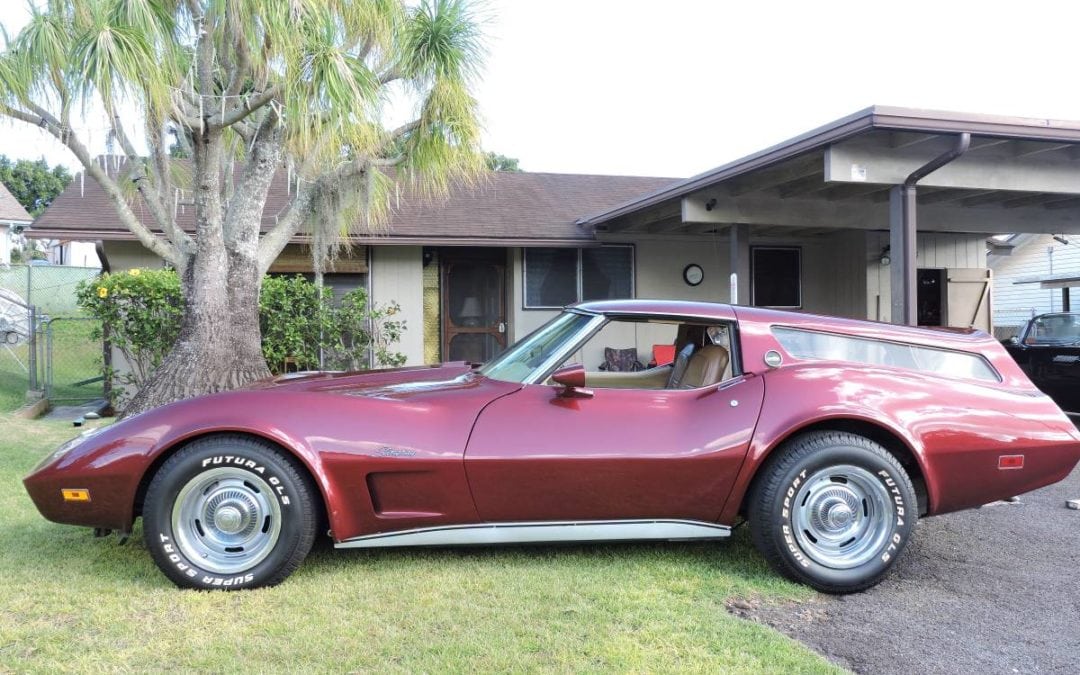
[259,275,335,373]
[75,268,182,394]
[77,270,406,403]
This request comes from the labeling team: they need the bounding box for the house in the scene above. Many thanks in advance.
[28,106,1080,369]
[44,239,99,267]
[989,233,1080,337]
[0,182,33,266]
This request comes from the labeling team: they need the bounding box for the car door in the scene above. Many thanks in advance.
[462,373,765,523]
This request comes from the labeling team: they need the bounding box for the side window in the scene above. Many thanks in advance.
[554,319,737,390]
[772,327,999,382]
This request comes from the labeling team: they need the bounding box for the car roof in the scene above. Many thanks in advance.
[572,300,993,350]
[573,299,734,320]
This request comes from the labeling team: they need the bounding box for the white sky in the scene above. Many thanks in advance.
[2,0,1079,178]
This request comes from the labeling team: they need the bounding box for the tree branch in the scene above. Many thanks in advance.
[0,104,182,266]
[223,10,252,99]
[225,124,283,253]
[390,119,420,141]
[209,85,281,131]
[255,151,379,275]
[256,182,313,275]
[105,103,194,251]
[379,69,402,86]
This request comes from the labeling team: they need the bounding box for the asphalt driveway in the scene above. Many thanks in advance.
[735,464,1080,674]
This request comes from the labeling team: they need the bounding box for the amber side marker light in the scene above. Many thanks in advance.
[61,489,91,502]
[998,455,1025,470]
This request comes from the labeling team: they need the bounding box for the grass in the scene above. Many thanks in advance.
[0,415,838,673]
[0,343,31,412]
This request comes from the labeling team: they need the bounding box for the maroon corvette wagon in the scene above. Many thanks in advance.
[24,300,1080,592]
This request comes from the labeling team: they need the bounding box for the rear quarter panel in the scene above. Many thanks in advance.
[719,308,1080,523]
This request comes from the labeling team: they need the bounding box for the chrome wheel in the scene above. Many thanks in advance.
[791,465,893,570]
[171,467,282,575]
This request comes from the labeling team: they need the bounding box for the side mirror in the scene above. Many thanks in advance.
[550,363,592,398]
[1003,336,1019,346]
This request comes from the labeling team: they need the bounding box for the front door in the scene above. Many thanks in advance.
[441,249,507,363]
[462,375,766,523]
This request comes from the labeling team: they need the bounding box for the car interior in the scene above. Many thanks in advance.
[554,319,735,390]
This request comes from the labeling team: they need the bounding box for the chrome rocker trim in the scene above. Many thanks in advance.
[335,519,732,549]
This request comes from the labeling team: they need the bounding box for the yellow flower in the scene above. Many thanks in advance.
[128,268,141,276]
[97,286,108,298]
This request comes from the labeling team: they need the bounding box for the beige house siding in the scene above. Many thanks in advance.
[865,232,988,323]
[370,246,425,365]
[508,231,874,370]
[0,224,9,265]
[102,241,164,272]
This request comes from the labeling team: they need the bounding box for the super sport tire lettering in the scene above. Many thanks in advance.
[142,434,318,591]
[748,430,918,594]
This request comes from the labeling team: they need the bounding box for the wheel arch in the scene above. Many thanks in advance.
[133,429,330,533]
[740,417,930,518]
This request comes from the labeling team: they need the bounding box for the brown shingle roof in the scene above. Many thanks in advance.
[0,182,32,223]
[31,161,677,246]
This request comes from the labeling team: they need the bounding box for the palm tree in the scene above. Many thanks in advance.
[0,0,485,414]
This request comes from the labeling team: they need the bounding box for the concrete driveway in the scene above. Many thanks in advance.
[737,464,1080,674]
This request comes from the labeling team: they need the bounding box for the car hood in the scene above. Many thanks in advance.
[246,362,508,399]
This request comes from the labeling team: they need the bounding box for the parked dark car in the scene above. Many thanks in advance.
[1003,312,1080,414]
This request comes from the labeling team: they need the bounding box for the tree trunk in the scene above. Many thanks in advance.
[123,254,271,416]
[122,127,277,417]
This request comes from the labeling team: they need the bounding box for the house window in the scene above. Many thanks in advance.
[523,246,634,309]
[751,246,801,308]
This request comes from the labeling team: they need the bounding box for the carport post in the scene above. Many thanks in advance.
[889,186,918,325]
[729,224,750,305]
[888,133,971,325]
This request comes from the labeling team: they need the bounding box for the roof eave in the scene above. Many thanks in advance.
[576,105,1080,228]
[26,228,598,248]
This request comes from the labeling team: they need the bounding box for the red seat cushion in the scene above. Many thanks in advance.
[652,344,676,367]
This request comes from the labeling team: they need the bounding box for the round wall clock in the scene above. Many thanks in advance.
[683,263,704,287]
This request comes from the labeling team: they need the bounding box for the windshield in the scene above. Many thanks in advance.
[480,311,596,383]
[1025,314,1080,345]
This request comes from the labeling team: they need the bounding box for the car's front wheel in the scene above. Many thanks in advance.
[142,435,318,590]
[748,431,917,593]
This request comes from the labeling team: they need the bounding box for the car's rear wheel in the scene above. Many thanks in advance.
[748,431,917,593]
[142,435,317,590]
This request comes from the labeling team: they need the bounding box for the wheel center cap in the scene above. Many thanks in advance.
[826,503,854,529]
[215,505,245,534]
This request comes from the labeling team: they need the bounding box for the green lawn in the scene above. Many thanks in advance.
[0,343,31,412]
[0,415,837,673]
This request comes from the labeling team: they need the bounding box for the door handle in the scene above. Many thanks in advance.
[498,322,506,333]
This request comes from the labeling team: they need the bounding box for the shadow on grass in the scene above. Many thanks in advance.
[301,525,790,593]
[7,516,791,596]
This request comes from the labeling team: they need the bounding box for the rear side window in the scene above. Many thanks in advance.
[772,327,1000,382]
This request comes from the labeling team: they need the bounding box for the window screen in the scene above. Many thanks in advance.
[752,247,801,308]
[582,246,633,301]
[524,246,634,308]
[524,248,577,308]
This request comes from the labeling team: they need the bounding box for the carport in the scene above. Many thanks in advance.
[577,107,1080,327]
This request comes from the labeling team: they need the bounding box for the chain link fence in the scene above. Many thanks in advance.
[0,264,104,411]
[993,307,1040,341]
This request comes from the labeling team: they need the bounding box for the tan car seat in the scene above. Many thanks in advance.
[676,344,730,389]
